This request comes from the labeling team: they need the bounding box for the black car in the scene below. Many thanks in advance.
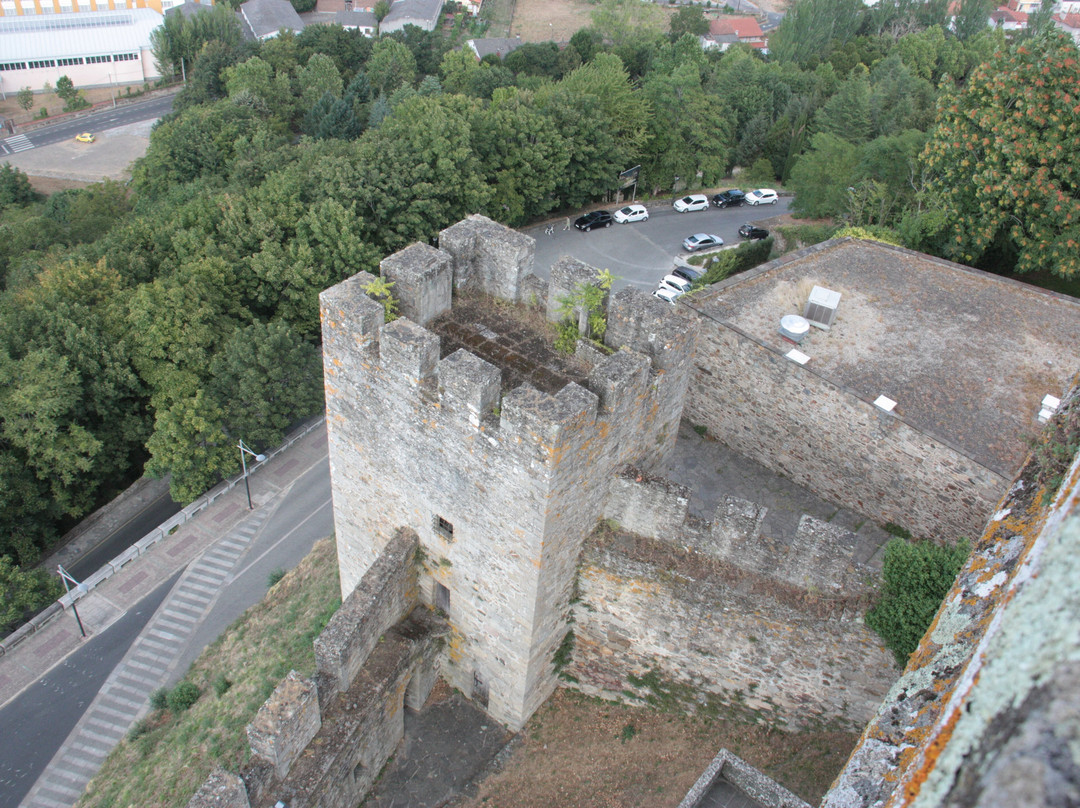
[712,189,746,208]
[738,224,769,240]
[574,210,614,231]
[671,266,703,284]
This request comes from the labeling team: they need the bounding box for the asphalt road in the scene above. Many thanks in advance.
[528,196,792,294]
[0,93,175,154]
[1,456,333,808]
[0,572,180,808]
[67,487,181,582]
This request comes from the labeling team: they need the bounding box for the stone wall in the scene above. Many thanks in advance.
[679,748,811,808]
[320,221,698,730]
[313,527,419,701]
[684,320,1006,542]
[246,672,321,779]
[823,385,1080,808]
[568,530,895,730]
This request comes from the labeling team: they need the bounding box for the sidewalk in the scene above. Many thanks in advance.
[0,418,328,711]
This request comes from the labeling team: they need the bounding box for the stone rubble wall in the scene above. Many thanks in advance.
[246,671,321,780]
[568,532,895,731]
[685,319,1005,543]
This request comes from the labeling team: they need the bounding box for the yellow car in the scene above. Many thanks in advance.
[75,132,95,143]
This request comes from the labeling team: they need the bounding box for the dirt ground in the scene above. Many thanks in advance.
[457,689,857,808]
[0,87,117,128]
[510,0,595,41]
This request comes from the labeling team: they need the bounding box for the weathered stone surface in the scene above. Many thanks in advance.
[439,214,535,300]
[314,528,418,700]
[569,532,895,730]
[683,319,1004,542]
[186,767,251,808]
[604,466,690,541]
[321,249,698,729]
[679,748,810,808]
[248,608,447,808]
[547,256,607,325]
[246,671,321,779]
[380,243,452,326]
[823,388,1080,808]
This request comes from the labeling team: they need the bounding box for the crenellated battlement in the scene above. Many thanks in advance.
[320,214,699,730]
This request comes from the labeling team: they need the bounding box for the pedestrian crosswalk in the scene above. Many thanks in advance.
[19,509,270,808]
[2,134,34,154]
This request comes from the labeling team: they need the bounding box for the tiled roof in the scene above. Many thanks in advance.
[708,16,763,38]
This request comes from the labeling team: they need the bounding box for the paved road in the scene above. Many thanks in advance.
[0,573,180,808]
[67,488,180,582]
[0,94,175,155]
[528,196,792,294]
[3,425,331,808]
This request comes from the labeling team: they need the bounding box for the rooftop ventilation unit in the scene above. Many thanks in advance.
[779,314,810,343]
[804,285,841,329]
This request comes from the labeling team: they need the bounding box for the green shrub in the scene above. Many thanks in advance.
[866,538,969,666]
[166,681,201,713]
[267,567,287,588]
[213,674,232,697]
[775,223,840,252]
[149,688,169,710]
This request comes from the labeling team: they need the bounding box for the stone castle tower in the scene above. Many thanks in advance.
[320,215,697,729]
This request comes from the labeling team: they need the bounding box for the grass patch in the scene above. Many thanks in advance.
[76,538,341,808]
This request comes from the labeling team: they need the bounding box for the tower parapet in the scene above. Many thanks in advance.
[320,215,698,729]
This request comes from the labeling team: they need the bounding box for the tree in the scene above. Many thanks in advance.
[815,66,872,144]
[297,52,343,110]
[952,0,995,42]
[208,320,323,447]
[0,164,38,209]
[923,32,1080,277]
[590,0,666,48]
[770,0,865,67]
[669,5,709,39]
[366,38,417,95]
[788,131,861,218]
[145,389,236,503]
[0,555,61,634]
[374,0,390,22]
[17,86,34,113]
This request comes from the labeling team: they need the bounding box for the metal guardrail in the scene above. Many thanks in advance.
[0,416,324,656]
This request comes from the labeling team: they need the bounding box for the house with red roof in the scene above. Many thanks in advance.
[703,16,766,51]
[1054,11,1080,41]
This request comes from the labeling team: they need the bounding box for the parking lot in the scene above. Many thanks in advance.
[526,195,792,293]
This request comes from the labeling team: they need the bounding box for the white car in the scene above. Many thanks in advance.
[653,286,684,304]
[745,188,778,206]
[613,204,649,224]
[673,194,710,213]
[660,274,692,294]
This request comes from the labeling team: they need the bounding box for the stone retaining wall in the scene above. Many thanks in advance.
[684,321,1005,543]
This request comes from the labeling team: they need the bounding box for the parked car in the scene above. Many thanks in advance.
[613,204,649,224]
[660,274,692,294]
[574,210,614,231]
[683,233,724,252]
[671,266,702,284]
[653,286,684,304]
[738,224,770,240]
[745,188,778,206]
[75,132,95,143]
[673,194,710,213]
[712,189,746,208]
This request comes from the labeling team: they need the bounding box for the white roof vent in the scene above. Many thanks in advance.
[1038,394,1061,424]
[779,314,810,343]
[805,285,841,329]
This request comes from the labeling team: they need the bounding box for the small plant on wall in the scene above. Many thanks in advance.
[364,277,399,322]
[866,537,970,666]
[555,270,615,353]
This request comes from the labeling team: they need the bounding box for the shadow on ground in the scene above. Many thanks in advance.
[363,684,512,808]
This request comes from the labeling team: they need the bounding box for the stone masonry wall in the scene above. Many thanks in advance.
[569,531,896,730]
[823,384,1080,808]
[320,223,698,729]
[313,527,418,701]
[684,320,1006,542]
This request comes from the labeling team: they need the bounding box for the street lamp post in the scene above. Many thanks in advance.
[57,565,87,638]
[238,439,267,510]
